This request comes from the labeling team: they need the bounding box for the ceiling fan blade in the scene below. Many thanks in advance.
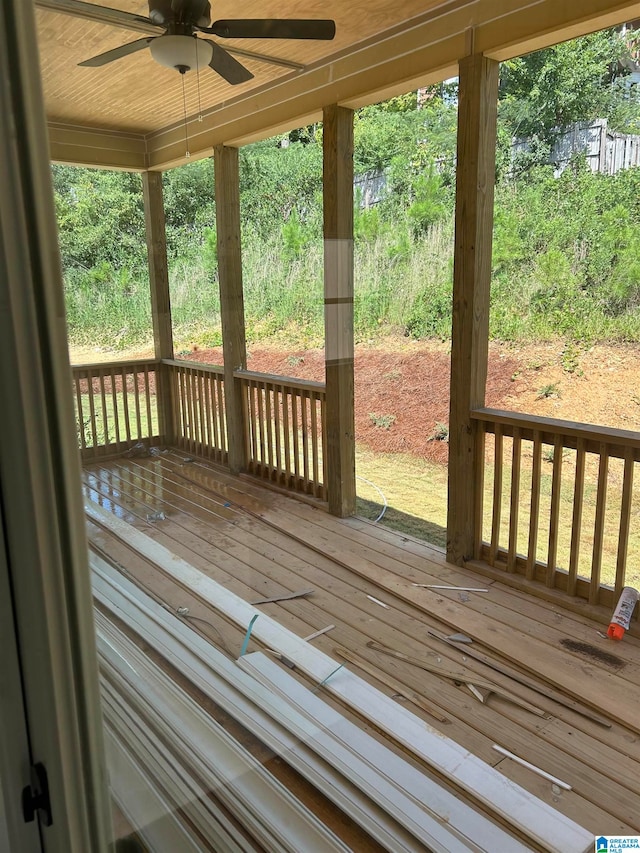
[208,19,336,40]
[78,37,155,67]
[221,45,304,71]
[204,40,254,84]
[35,0,159,35]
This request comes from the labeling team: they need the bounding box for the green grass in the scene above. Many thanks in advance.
[354,440,640,591]
[75,392,158,449]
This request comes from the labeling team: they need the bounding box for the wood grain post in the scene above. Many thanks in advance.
[447,55,499,565]
[323,105,356,517]
[215,144,248,474]
[142,170,175,444]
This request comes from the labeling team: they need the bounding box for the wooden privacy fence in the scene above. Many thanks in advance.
[472,408,640,608]
[72,360,161,459]
[236,370,327,501]
[164,360,227,465]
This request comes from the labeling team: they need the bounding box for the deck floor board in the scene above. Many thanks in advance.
[84,453,640,838]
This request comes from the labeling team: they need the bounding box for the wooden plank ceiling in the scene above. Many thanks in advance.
[35,0,640,169]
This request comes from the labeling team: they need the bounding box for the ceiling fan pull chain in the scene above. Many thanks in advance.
[180,71,190,157]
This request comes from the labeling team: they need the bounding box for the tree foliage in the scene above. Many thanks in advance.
[499,28,638,143]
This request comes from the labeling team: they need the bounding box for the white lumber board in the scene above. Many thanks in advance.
[101,681,253,853]
[239,653,534,853]
[93,558,479,853]
[96,614,351,853]
[105,727,204,853]
[86,502,593,853]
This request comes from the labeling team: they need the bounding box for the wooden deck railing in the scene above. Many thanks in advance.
[72,360,161,459]
[236,370,327,501]
[472,408,640,608]
[74,358,328,502]
[163,359,227,465]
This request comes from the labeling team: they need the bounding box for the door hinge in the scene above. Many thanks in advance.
[21,762,53,826]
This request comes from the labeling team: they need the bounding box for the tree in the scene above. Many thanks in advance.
[499,29,635,144]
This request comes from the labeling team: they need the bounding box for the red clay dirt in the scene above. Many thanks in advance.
[72,337,640,461]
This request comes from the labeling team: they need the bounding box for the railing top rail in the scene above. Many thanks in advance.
[163,358,224,375]
[71,358,160,373]
[234,368,326,394]
[472,407,640,450]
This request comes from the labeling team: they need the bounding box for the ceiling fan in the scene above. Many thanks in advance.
[74,0,336,84]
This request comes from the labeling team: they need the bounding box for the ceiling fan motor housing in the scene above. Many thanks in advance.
[148,0,212,28]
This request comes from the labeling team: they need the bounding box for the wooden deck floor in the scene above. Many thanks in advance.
[83,450,640,845]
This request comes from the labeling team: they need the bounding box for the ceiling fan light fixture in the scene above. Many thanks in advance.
[149,35,212,71]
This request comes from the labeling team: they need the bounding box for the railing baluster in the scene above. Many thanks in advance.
[202,372,213,455]
[616,447,635,598]
[197,371,206,453]
[507,427,521,573]
[546,435,564,588]
[132,367,142,440]
[526,430,542,580]
[217,373,226,456]
[274,385,283,481]
[86,368,98,455]
[265,382,274,476]
[209,373,219,454]
[177,369,187,449]
[568,438,586,597]
[99,370,109,447]
[321,395,327,499]
[301,391,310,490]
[143,365,153,440]
[282,385,291,487]
[247,381,257,472]
[187,369,195,448]
[256,382,266,472]
[110,368,121,450]
[473,422,486,561]
[75,373,87,452]
[590,445,609,604]
[489,425,503,566]
[292,391,301,486]
[310,391,320,498]
[121,367,131,444]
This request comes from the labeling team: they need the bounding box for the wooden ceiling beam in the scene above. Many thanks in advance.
[48,124,147,170]
[478,0,640,59]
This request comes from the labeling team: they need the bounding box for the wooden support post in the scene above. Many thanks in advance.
[215,144,248,474]
[323,105,356,517]
[447,55,499,565]
[142,170,174,444]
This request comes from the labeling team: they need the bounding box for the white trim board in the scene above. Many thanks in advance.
[97,613,351,853]
[93,556,518,853]
[102,680,252,853]
[86,501,593,853]
[105,729,204,853]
